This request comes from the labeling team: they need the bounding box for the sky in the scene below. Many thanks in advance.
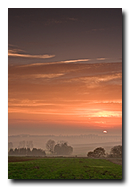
[8,8,122,136]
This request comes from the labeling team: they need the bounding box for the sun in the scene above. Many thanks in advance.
[103,130,108,134]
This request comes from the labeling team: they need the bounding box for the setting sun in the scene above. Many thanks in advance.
[103,130,108,134]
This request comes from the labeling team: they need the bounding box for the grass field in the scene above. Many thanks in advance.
[8,156,122,179]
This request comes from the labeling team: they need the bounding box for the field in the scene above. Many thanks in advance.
[8,156,122,179]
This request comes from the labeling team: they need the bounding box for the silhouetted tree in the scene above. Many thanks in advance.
[26,148,31,155]
[46,139,55,153]
[31,148,46,156]
[93,147,106,158]
[87,147,106,158]
[14,148,19,155]
[8,148,14,156]
[109,145,122,158]
[8,147,46,156]
[87,151,95,158]
[54,142,73,155]
[19,148,26,155]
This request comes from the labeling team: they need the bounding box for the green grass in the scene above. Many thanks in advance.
[8,157,122,179]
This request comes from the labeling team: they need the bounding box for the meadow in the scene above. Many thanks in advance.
[8,156,122,179]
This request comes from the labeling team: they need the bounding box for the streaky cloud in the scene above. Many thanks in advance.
[97,58,106,60]
[19,58,90,67]
[8,49,55,59]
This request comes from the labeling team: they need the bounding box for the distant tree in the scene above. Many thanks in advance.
[93,147,106,158]
[19,148,26,155]
[54,142,73,155]
[54,143,61,155]
[26,148,31,156]
[87,151,95,158]
[110,145,122,158]
[87,147,106,158]
[8,148,14,156]
[46,139,55,153]
[14,148,19,155]
[8,142,13,151]
[31,148,37,156]
[31,148,46,156]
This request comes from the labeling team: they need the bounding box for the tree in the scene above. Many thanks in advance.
[93,147,106,158]
[87,151,95,158]
[46,139,55,153]
[14,148,19,155]
[26,148,31,156]
[19,148,26,155]
[54,142,73,155]
[8,148,14,156]
[87,147,106,158]
[110,145,122,158]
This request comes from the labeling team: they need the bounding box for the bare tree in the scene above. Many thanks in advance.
[46,139,55,153]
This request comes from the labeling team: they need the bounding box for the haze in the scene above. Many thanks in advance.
[8,9,122,138]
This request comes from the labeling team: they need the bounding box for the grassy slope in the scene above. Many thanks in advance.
[8,157,122,179]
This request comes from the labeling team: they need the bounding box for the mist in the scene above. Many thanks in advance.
[8,133,122,157]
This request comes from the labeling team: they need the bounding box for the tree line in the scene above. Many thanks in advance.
[46,140,73,155]
[8,141,33,151]
[8,139,122,157]
[87,145,122,158]
[8,139,73,156]
[8,147,46,156]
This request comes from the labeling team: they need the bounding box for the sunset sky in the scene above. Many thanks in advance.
[8,8,122,135]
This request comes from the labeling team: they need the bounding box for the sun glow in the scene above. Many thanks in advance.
[103,130,108,134]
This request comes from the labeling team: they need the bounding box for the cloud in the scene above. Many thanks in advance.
[26,73,64,79]
[19,58,90,67]
[8,73,64,82]
[97,58,106,60]
[92,100,122,104]
[8,49,55,59]
[62,73,122,85]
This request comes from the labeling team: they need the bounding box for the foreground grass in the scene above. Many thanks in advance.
[8,157,122,179]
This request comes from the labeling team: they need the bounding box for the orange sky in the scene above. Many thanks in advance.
[8,9,122,135]
[8,61,122,135]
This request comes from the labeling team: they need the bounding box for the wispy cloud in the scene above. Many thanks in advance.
[62,73,122,85]
[8,49,55,59]
[97,58,106,61]
[19,58,90,67]
[8,73,64,82]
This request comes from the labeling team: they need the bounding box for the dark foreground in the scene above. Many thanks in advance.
[8,156,122,179]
